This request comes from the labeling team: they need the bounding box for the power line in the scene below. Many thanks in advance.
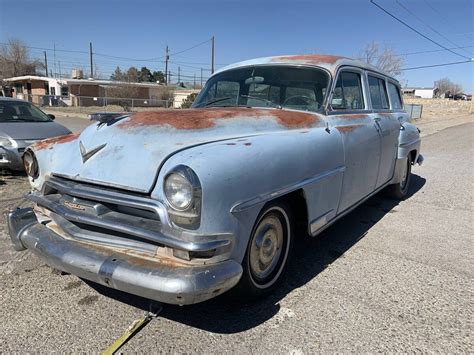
[369,0,471,60]
[395,0,472,56]
[422,0,474,43]
[168,38,212,57]
[397,45,474,57]
[401,59,473,71]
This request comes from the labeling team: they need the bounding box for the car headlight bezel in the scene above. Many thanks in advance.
[22,149,39,179]
[163,165,202,229]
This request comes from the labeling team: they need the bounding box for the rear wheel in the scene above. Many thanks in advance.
[387,154,412,199]
[235,202,293,300]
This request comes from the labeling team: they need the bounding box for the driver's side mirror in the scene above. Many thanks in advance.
[47,114,55,120]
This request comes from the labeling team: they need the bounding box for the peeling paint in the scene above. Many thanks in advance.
[336,125,364,134]
[271,54,345,65]
[32,133,80,151]
[117,107,321,130]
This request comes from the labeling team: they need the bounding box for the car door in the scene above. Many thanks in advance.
[366,74,400,188]
[330,68,381,213]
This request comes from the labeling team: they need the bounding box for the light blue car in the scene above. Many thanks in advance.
[8,55,423,305]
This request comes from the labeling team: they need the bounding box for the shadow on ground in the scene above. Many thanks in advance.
[85,174,426,334]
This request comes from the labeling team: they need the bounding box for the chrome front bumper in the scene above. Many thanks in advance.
[8,208,242,305]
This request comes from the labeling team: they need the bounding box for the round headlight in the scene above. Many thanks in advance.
[164,172,193,210]
[23,150,39,179]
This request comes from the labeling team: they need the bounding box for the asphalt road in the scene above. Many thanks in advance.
[0,121,472,353]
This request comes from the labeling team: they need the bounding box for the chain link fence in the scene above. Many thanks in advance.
[404,103,423,120]
[21,94,173,113]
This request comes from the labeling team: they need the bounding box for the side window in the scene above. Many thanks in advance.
[331,72,364,110]
[387,82,403,110]
[368,75,389,110]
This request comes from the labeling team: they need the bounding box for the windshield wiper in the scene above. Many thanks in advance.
[199,97,234,107]
[239,95,282,109]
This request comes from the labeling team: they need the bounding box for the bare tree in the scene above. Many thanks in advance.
[0,38,43,80]
[434,77,463,96]
[358,42,404,76]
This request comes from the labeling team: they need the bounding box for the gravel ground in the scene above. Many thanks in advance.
[0,117,472,353]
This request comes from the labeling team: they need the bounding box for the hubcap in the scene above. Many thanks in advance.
[249,214,284,280]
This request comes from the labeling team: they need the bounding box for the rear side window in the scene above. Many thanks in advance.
[368,75,389,110]
[331,72,364,110]
[387,82,403,109]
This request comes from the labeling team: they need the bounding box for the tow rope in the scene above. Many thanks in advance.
[102,304,162,354]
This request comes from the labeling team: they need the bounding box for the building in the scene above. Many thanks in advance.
[402,87,439,99]
[3,75,171,107]
[172,88,201,108]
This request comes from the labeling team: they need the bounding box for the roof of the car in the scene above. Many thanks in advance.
[214,54,398,82]
[0,96,28,102]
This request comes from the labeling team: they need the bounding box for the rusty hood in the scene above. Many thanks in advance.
[32,107,321,193]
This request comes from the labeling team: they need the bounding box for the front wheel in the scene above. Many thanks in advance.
[234,202,293,300]
[386,154,412,199]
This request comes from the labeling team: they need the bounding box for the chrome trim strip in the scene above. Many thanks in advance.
[309,209,334,236]
[231,166,345,213]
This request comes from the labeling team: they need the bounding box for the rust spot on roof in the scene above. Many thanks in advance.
[336,125,364,134]
[271,54,346,65]
[32,133,80,151]
[117,107,320,130]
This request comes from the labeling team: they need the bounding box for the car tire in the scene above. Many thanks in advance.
[233,201,293,301]
[386,154,412,199]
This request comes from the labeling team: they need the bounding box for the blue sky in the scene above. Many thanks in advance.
[1,0,472,91]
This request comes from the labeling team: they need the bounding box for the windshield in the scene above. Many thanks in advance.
[193,66,329,113]
[0,100,51,122]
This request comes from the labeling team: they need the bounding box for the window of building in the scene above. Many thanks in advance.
[61,86,69,98]
[368,75,389,110]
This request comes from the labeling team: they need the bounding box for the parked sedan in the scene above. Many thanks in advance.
[8,54,423,305]
[0,97,71,171]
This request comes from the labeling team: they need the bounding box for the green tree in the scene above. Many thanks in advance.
[138,66,153,82]
[110,66,124,81]
[125,66,139,82]
[152,70,166,84]
[181,92,198,108]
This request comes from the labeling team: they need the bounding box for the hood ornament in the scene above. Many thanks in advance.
[79,141,106,163]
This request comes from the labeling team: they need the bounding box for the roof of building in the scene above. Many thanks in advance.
[403,87,437,91]
[214,54,397,81]
[3,75,164,88]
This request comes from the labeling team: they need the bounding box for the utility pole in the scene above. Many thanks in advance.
[44,51,48,77]
[164,45,169,85]
[178,66,181,83]
[89,42,93,78]
[193,73,196,88]
[200,68,203,87]
[58,61,62,80]
[53,42,56,78]
[211,36,215,74]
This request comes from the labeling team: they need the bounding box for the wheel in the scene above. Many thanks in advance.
[386,154,412,199]
[234,202,293,300]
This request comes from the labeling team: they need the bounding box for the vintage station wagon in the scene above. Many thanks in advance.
[8,55,423,305]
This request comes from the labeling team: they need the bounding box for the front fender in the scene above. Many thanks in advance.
[151,128,345,263]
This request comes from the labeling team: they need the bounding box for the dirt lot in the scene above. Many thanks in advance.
[0,104,472,352]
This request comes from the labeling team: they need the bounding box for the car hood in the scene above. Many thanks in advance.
[0,121,71,140]
[32,107,322,193]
